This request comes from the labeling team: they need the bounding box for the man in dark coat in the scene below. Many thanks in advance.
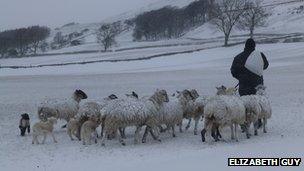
[231,38,269,96]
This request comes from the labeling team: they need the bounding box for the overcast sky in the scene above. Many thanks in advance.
[0,0,158,30]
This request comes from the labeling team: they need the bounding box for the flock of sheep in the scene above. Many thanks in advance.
[31,85,272,146]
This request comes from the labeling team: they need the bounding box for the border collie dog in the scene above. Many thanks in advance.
[19,113,30,136]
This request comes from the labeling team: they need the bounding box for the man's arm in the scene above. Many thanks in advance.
[261,53,269,70]
[231,57,241,80]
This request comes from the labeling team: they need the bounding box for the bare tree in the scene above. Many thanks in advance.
[238,0,270,38]
[96,24,116,52]
[211,0,248,46]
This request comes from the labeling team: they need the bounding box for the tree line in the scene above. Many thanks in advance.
[0,26,50,58]
[133,0,214,41]
[133,0,269,46]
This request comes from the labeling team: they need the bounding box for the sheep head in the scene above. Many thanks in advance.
[151,89,169,105]
[256,85,267,96]
[216,86,237,95]
[125,91,139,99]
[108,94,118,100]
[181,89,194,101]
[190,89,200,99]
[216,85,227,95]
[74,89,88,100]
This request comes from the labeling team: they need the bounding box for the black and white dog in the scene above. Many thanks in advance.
[19,113,30,136]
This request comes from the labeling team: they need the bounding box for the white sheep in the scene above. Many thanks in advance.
[32,117,58,144]
[255,85,272,135]
[217,85,271,137]
[100,89,169,146]
[81,116,100,145]
[37,90,88,127]
[201,94,246,142]
[183,89,199,132]
[240,95,262,138]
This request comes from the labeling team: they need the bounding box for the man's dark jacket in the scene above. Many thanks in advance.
[231,44,269,96]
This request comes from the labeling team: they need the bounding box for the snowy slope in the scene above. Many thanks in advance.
[1,42,304,171]
[185,0,304,39]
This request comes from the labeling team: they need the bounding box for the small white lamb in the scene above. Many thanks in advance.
[81,116,100,145]
[32,117,58,144]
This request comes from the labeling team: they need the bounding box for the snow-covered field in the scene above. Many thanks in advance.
[1,42,304,171]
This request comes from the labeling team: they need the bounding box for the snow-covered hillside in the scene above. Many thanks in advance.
[39,0,304,55]
[1,42,304,171]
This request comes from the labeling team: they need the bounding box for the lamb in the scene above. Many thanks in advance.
[32,117,58,144]
[81,116,101,145]
[201,93,246,142]
[37,90,88,127]
[100,89,169,146]
[66,115,89,141]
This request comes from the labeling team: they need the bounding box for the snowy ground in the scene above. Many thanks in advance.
[1,42,304,171]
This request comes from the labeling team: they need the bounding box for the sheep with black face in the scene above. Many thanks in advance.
[37,90,88,127]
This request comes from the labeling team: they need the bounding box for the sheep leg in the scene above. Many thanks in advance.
[32,135,38,144]
[201,119,212,142]
[216,127,222,139]
[134,126,142,144]
[185,118,192,130]
[42,133,47,144]
[76,126,81,141]
[194,118,199,135]
[100,123,104,138]
[82,137,86,145]
[27,126,31,134]
[263,118,267,133]
[178,121,183,133]
[119,132,126,146]
[159,125,167,133]
[36,136,40,144]
[100,132,107,146]
[234,124,238,142]
[201,129,207,142]
[142,126,149,143]
[171,126,176,137]
[149,126,161,142]
[245,123,251,139]
[51,133,57,143]
[211,124,220,142]
[68,129,74,141]
[119,127,126,139]
[31,135,35,144]
[254,121,259,136]
[94,130,98,144]
[230,125,235,140]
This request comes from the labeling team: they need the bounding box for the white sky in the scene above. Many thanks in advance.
[0,0,158,30]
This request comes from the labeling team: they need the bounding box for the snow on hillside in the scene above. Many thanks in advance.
[185,0,304,39]
[45,0,197,54]
[40,0,304,55]
[1,42,304,171]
